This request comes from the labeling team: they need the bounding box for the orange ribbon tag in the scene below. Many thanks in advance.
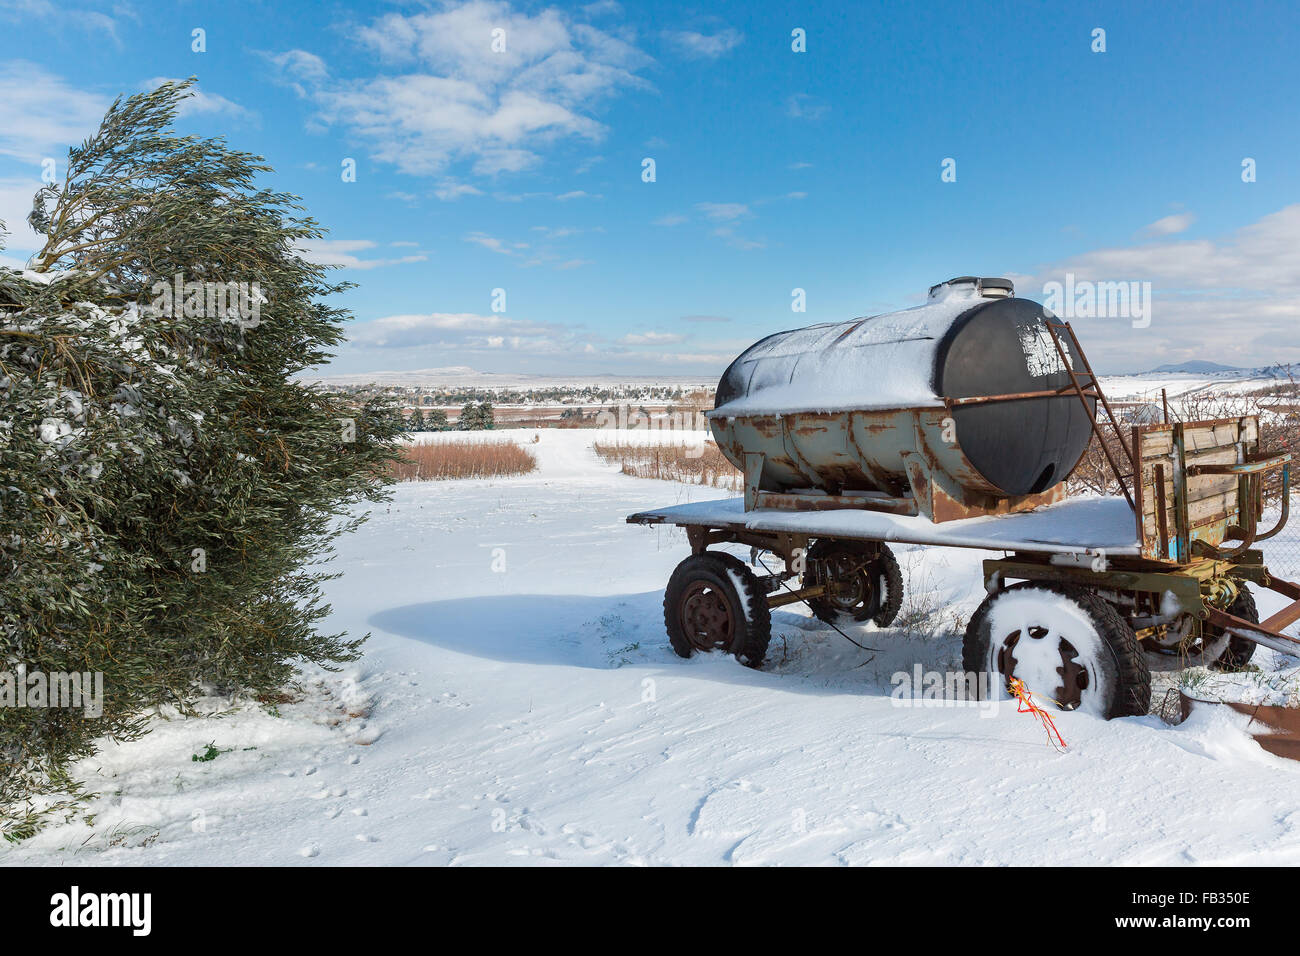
[1008,677,1067,751]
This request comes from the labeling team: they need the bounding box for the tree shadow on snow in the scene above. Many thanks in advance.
[369,592,959,698]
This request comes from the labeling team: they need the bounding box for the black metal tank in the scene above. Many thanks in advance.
[708,277,1096,501]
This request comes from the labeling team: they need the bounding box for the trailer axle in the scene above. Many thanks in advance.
[766,583,828,608]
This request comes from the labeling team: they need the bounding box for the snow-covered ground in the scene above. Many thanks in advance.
[6,430,1300,866]
[1100,370,1280,403]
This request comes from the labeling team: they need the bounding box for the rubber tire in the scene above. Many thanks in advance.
[805,540,904,628]
[663,552,771,668]
[1211,585,1259,671]
[963,582,1151,719]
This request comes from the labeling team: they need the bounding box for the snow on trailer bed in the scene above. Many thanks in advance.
[628,494,1139,556]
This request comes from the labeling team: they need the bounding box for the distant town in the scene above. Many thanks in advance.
[329,381,716,429]
[316,360,1300,432]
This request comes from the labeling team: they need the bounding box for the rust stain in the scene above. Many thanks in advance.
[754,490,917,516]
[1181,694,1300,762]
[929,481,1065,524]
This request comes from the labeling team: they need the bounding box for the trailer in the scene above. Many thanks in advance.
[627,280,1300,719]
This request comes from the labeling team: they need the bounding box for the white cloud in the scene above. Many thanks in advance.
[0,61,107,164]
[350,311,568,350]
[653,213,687,226]
[711,225,764,250]
[334,307,747,372]
[141,78,255,121]
[619,330,685,345]
[435,180,483,201]
[464,231,519,255]
[695,202,748,221]
[685,201,767,249]
[672,351,734,364]
[665,28,742,58]
[0,0,132,47]
[270,49,328,81]
[785,94,829,121]
[1138,212,1195,238]
[273,1,654,178]
[1018,203,1300,369]
[639,349,735,366]
[464,228,592,270]
[263,49,329,98]
[297,238,427,270]
[0,176,44,253]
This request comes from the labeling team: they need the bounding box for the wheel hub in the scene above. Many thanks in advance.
[997,626,1090,711]
[823,555,873,611]
[679,581,734,651]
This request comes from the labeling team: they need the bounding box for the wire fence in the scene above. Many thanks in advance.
[1262,497,1300,581]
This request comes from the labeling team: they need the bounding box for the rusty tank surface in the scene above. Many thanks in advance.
[707,276,1097,522]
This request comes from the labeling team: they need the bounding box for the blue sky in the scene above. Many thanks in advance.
[2,0,1299,377]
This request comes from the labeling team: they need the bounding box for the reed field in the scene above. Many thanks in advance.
[389,438,538,480]
[593,439,741,489]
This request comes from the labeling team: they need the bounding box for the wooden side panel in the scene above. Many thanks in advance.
[1136,416,1256,560]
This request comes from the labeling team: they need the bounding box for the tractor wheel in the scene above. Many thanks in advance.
[1209,585,1259,671]
[804,540,904,628]
[963,583,1150,719]
[663,552,771,668]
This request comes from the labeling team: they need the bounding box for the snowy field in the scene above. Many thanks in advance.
[5,429,1300,866]
[1100,370,1283,403]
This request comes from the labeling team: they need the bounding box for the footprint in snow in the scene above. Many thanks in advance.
[353,728,382,745]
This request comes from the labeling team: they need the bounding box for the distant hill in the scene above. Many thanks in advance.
[1146,361,1248,374]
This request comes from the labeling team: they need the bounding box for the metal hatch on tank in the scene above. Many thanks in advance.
[706,276,1098,522]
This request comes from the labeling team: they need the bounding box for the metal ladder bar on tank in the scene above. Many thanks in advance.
[1042,319,1137,510]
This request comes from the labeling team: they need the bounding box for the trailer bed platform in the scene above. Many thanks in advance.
[628,494,1140,557]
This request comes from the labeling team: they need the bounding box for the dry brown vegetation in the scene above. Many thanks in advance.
[1067,432,1132,497]
[388,439,538,481]
[594,440,741,489]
